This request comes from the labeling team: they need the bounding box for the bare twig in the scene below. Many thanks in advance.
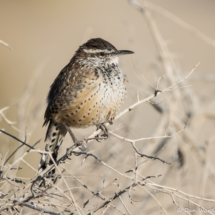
[0,40,12,49]
[14,201,65,215]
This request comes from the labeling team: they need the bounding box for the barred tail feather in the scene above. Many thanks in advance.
[38,120,67,173]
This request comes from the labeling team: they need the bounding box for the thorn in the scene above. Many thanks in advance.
[154,89,162,97]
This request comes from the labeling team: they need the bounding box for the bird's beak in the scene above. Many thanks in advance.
[112,50,134,56]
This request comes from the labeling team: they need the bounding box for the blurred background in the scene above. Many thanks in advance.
[1,0,215,214]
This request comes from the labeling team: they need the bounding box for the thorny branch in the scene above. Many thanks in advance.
[0,107,22,133]
[90,182,137,214]
[0,129,37,152]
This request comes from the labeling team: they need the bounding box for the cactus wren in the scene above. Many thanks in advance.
[39,38,134,172]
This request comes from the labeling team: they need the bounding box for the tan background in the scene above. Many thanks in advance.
[1,0,215,214]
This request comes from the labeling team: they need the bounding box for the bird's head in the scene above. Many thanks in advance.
[75,38,134,66]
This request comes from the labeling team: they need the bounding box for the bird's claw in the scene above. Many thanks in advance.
[94,133,108,142]
[74,140,87,151]
[108,120,113,125]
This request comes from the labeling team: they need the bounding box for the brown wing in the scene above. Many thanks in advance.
[44,61,99,126]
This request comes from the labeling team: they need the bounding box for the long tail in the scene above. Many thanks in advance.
[38,120,67,173]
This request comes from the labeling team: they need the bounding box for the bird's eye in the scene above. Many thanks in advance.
[100,52,105,56]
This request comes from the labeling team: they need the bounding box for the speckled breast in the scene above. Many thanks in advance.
[54,65,126,128]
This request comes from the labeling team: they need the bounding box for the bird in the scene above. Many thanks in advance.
[38,38,134,173]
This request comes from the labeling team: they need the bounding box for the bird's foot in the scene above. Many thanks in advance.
[74,139,87,151]
[66,140,87,158]
[94,133,108,142]
[66,126,87,151]
[108,120,113,125]
[94,123,109,142]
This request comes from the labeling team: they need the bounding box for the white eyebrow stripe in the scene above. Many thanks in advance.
[83,49,114,53]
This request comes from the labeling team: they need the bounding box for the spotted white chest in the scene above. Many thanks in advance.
[98,62,126,122]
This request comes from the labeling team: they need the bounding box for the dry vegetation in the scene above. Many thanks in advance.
[1,1,215,214]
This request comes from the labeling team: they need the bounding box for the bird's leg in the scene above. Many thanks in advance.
[66,126,87,151]
[94,123,109,142]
